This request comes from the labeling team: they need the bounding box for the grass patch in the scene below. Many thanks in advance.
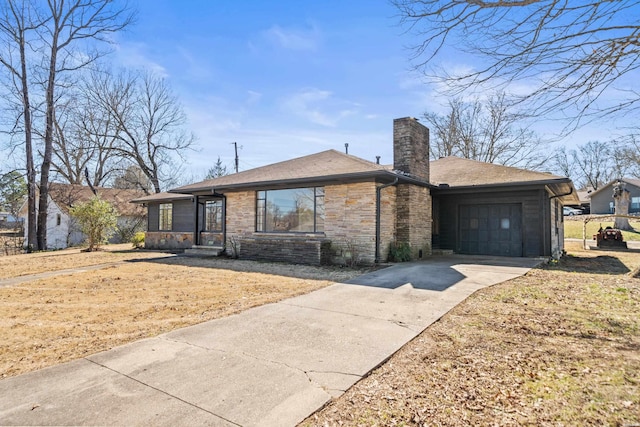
[305,246,640,426]
[564,217,640,241]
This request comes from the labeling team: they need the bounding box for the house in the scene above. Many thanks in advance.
[20,183,146,249]
[588,178,640,215]
[133,117,578,264]
[576,188,594,214]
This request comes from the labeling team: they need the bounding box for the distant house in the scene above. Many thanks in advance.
[20,183,146,249]
[576,188,594,214]
[588,178,640,215]
[133,117,578,264]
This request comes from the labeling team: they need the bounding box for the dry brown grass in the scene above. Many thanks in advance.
[0,246,365,379]
[304,243,640,426]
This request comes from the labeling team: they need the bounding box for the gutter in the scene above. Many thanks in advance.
[375,177,398,263]
[549,185,574,200]
[171,170,432,195]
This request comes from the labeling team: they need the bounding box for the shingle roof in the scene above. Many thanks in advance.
[588,178,640,198]
[429,157,567,187]
[48,183,146,216]
[173,149,397,193]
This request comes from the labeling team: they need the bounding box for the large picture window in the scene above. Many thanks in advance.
[205,200,223,231]
[159,203,173,230]
[256,187,324,233]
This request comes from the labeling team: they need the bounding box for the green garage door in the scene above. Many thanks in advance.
[459,204,523,257]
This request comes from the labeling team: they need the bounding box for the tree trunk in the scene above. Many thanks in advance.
[36,21,60,251]
[614,190,632,230]
[17,17,37,251]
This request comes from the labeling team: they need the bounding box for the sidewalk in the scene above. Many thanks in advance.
[0,255,542,426]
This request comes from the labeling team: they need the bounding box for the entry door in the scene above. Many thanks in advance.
[459,204,523,257]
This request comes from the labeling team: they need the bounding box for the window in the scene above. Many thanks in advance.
[205,200,223,231]
[632,197,640,211]
[56,213,61,226]
[159,203,173,230]
[256,187,324,233]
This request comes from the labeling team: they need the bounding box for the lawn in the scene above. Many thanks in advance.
[0,246,366,379]
[564,216,640,241]
[2,243,639,425]
[304,241,640,426]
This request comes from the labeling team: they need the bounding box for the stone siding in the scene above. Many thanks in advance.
[324,181,396,264]
[393,117,430,181]
[225,190,255,238]
[145,231,194,250]
[222,183,397,265]
[396,184,432,259]
[237,236,331,265]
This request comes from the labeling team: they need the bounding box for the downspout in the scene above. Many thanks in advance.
[193,195,199,246]
[375,177,399,263]
[221,193,227,252]
[548,186,575,258]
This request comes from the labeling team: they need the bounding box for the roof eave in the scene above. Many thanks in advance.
[432,177,572,191]
[170,170,432,195]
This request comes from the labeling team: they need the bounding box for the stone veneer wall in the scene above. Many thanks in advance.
[396,184,432,259]
[238,236,332,265]
[145,231,193,249]
[223,182,397,265]
[393,117,430,181]
[324,181,396,264]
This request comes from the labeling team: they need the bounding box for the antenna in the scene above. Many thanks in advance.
[231,142,239,173]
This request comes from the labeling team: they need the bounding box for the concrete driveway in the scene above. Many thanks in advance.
[0,255,543,427]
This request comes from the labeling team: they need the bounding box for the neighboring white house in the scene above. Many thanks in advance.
[20,183,146,250]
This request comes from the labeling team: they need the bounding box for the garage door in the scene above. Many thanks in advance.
[459,204,523,257]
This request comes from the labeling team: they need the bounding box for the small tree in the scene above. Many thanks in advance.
[205,157,230,179]
[69,195,117,251]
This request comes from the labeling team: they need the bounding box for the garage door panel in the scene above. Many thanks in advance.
[459,203,523,257]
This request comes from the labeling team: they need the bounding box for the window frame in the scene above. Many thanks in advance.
[255,187,325,233]
[158,203,173,231]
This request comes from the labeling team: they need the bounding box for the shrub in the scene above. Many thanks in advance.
[131,231,145,249]
[388,241,412,262]
[69,195,118,251]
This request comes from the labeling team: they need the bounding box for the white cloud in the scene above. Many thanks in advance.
[112,41,168,77]
[263,24,321,51]
[246,90,262,106]
[280,88,359,127]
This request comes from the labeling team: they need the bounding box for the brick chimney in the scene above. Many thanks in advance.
[393,117,430,182]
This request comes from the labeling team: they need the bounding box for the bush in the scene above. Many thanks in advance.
[388,241,412,262]
[69,196,118,251]
[131,231,145,249]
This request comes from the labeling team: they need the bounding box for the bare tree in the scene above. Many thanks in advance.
[86,69,195,193]
[423,93,548,169]
[0,0,40,250]
[112,164,153,194]
[551,147,573,181]
[571,141,630,191]
[618,135,640,179]
[50,83,123,187]
[34,0,134,250]
[394,1,640,124]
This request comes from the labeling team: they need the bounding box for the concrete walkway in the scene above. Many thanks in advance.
[0,255,542,427]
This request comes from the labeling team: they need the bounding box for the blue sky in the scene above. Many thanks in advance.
[112,0,612,179]
[116,0,424,176]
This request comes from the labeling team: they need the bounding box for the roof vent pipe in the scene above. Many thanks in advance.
[376,156,380,164]
[345,143,349,154]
